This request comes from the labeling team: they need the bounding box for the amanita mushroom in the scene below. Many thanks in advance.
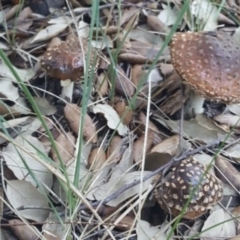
[154,157,223,220]
[41,36,99,100]
[170,31,240,117]
[41,36,99,81]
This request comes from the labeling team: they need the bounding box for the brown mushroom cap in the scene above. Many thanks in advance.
[170,32,240,104]
[154,157,223,220]
[41,37,99,81]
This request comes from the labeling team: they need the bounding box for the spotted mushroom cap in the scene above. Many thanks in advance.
[154,157,223,220]
[41,37,99,81]
[170,31,240,104]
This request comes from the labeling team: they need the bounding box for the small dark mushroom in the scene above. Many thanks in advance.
[41,36,99,81]
[170,31,240,117]
[154,157,223,220]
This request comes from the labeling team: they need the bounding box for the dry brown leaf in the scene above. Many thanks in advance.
[159,63,174,77]
[9,219,40,240]
[6,180,50,222]
[42,212,69,240]
[155,114,232,144]
[215,155,240,190]
[87,171,154,206]
[120,7,140,27]
[87,147,106,171]
[96,72,109,95]
[64,103,97,143]
[133,130,154,164]
[114,100,134,125]
[111,65,135,97]
[118,52,156,64]
[15,7,33,32]
[147,15,170,36]
[42,231,61,240]
[131,64,145,87]
[107,135,124,162]
[150,135,179,155]
[3,135,52,193]
[224,142,240,161]
[50,132,76,165]
[158,3,180,27]
[95,204,120,217]
[31,24,68,43]
[214,114,240,128]
[5,4,22,21]
[229,235,240,240]
[93,104,129,136]
[138,112,163,145]
[137,220,170,240]
[130,38,169,58]
[232,205,240,217]
[93,26,119,35]
[201,208,236,239]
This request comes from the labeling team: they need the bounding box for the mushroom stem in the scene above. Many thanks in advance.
[61,80,74,102]
[185,91,205,117]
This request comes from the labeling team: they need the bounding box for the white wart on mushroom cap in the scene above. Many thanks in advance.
[154,157,223,220]
[41,37,99,81]
[170,32,240,115]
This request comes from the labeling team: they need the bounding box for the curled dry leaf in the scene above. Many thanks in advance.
[50,132,76,165]
[31,24,68,43]
[114,100,134,125]
[215,155,240,190]
[96,72,109,95]
[214,114,240,128]
[150,135,180,156]
[87,147,106,171]
[64,103,97,143]
[93,104,129,136]
[133,129,154,164]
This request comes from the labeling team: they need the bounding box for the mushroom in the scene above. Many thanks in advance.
[154,157,223,220]
[40,36,99,100]
[170,31,240,117]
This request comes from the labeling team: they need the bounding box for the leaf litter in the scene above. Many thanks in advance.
[1,0,240,239]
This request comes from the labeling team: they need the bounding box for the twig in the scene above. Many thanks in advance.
[78,139,221,211]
